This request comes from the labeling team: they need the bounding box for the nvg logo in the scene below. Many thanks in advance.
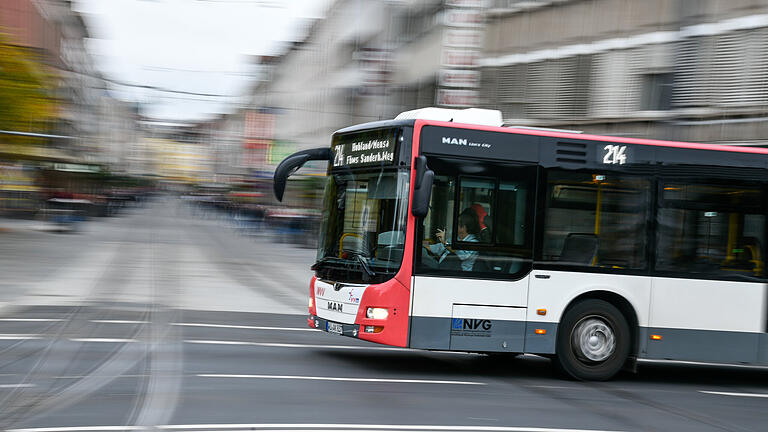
[453,319,492,331]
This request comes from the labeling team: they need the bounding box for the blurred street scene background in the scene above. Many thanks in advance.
[2,1,768,431]
[3,1,768,241]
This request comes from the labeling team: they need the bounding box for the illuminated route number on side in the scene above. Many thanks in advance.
[602,144,628,165]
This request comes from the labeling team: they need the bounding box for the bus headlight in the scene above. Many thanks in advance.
[366,307,388,320]
[309,297,314,309]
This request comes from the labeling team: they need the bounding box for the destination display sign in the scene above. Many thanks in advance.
[332,129,398,168]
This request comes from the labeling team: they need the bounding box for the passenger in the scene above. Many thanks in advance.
[422,209,480,271]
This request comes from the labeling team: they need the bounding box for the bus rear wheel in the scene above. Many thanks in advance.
[554,299,630,381]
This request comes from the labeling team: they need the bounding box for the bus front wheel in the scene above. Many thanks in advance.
[554,299,630,381]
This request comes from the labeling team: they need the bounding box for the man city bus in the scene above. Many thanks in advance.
[273,107,768,381]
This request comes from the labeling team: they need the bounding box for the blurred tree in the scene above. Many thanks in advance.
[0,30,56,146]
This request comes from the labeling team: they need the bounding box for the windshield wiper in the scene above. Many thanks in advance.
[354,254,376,279]
[312,254,376,281]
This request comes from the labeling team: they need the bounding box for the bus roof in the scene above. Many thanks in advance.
[334,118,768,156]
[422,119,768,155]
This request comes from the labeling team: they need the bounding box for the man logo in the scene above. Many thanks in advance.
[442,136,467,146]
[327,301,343,312]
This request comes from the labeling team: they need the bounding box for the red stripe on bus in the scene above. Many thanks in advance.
[416,119,768,155]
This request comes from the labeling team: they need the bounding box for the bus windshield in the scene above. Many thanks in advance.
[314,168,409,284]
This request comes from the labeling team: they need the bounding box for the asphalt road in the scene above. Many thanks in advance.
[0,199,766,432]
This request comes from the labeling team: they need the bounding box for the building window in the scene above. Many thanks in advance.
[641,73,673,111]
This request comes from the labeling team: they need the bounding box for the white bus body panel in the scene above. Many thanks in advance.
[411,275,529,318]
[649,277,767,333]
[526,270,652,326]
[409,275,529,351]
[646,277,767,363]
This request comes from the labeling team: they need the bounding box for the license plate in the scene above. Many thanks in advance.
[327,321,343,335]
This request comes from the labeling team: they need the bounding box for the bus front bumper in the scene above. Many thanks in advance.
[309,314,361,338]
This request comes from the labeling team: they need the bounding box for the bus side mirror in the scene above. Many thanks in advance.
[412,155,434,218]
[273,147,332,201]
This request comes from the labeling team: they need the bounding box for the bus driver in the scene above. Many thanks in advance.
[422,209,480,271]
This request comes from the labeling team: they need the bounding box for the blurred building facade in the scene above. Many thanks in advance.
[481,0,768,144]
[0,0,139,169]
[249,0,768,156]
[253,0,398,161]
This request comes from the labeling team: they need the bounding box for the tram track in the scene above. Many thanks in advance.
[0,204,172,428]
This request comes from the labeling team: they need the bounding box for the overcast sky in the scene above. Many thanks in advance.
[74,0,329,122]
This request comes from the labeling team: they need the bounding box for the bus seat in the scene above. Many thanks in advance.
[741,237,764,275]
[559,233,599,266]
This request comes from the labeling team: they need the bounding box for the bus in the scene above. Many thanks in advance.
[273,107,768,380]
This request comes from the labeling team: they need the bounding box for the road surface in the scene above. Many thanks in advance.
[0,199,766,432]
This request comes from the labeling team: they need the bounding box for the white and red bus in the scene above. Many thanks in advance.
[273,107,768,380]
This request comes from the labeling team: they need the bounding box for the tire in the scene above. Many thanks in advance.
[554,299,630,381]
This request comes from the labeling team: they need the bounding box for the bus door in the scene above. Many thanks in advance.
[409,158,536,352]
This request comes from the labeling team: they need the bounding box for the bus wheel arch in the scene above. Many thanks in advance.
[555,292,638,380]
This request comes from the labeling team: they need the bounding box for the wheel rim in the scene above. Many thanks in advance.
[571,316,616,362]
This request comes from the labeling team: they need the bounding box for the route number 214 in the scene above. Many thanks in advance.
[602,145,627,165]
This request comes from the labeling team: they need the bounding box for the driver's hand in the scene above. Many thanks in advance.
[436,228,445,244]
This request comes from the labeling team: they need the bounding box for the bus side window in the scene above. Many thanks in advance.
[540,170,650,269]
[416,170,535,278]
[655,183,765,277]
[457,177,494,244]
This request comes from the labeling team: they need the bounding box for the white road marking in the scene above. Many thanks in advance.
[197,374,485,386]
[163,427,622,432]
[9,424,625,432]
[184,340,407,351]
[69,338,137,343]
[9,428,144,432]
[0,383,35,388]
[699,390,768,398]
[54,375,149,379]
[0,334,42,340]
[89,320,148,324]
[0,318,65,322]
[172,322,318,332]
